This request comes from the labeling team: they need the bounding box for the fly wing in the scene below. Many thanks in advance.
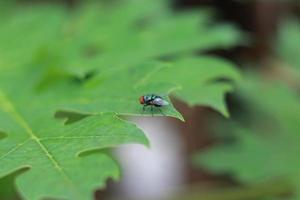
[153,97,169,106]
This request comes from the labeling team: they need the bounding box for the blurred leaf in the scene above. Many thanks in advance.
[196,18,300,200]
[0,4,66,72]
[277,18,300,69]
[196,74,300,199]
[170,180,293,200]
[0,0,243,116]
[35,0,242,117]
[149,56,240,117]
[0,168,27,200]
[0,175,20,200]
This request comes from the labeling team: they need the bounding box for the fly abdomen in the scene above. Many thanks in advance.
[152,97,169,107]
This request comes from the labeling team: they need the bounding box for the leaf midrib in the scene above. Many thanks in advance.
[0,89,74,186]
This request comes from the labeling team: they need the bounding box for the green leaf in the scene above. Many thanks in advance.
[45,0,243,77]
[0,171,21,200]
[0,0,242,199]
[48,56,240,119]
[23,0,243,118]
[277,18,300,69]
[151,56,241,117]
[196,74,300,199]
[0,68,148,200]
[0,89,148,200]
[0,5,66,71]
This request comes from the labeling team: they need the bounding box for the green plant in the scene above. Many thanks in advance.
[196,74,300,200]
[196,18,300,200]
[0,0,242,199]
[277,18,300,70]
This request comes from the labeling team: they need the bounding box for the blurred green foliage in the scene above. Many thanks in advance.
[277,18,300,69]
[0,0,242,199]
[197,75,299,199]
[196,18,300,200]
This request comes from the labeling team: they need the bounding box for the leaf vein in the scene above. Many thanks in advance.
[40,134,132,140]
[0,89,74,186]
[0,139,30,161]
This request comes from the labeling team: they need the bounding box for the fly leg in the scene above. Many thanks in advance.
[141,105,147,115]
[151,105,154,116]
[158,107,166,116]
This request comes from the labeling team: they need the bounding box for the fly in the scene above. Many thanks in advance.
[139,94,169,116]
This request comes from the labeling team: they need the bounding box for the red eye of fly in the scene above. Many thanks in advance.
[139,96,145,104]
